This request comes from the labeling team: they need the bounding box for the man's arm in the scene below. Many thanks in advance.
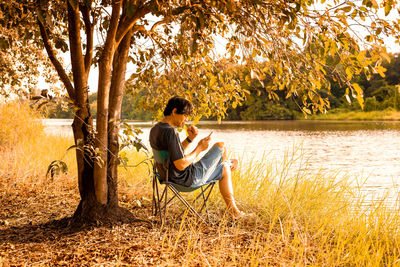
[181,138,191,151]
[181,125,198,151]
[174,136,210,171]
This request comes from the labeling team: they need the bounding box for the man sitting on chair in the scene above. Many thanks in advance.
[149,96,244,218]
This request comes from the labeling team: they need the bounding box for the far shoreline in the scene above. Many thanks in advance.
[41,108,400,124]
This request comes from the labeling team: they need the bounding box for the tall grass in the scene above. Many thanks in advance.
[0,102,76,187]
[1,102,399,265]
[131,147,400,265]
[0,102,44,147]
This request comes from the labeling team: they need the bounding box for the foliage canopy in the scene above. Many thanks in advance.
[1,0,398,116]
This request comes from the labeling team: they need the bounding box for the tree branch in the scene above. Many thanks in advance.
[37,18,75,100]
[115,5,151,46]
[115,3,195,47]
[150,19,168,32]
[80,1,94,75]
[67,0,87,102]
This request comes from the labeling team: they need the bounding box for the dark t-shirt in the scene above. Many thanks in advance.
[149,122,194,187]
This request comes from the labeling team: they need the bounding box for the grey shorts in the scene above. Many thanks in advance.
[190,145,227,188]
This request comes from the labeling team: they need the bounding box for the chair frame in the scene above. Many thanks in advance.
[151,149,216,224]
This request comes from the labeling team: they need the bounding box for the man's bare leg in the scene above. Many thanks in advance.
[213,142,241,217]
[219,165,241,216]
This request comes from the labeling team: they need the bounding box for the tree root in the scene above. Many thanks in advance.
[68,200,150,228]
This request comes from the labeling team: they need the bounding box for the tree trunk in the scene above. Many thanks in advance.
[107,29,134,207]
[93,2,122,205]
[70,102,134,225]
[40,1,141,225]
[66,2,135,225]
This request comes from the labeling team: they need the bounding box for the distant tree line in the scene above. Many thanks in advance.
[340,53,400,112]
[226,53,400,119]
[43,90,153,121]
[45,53,400,121]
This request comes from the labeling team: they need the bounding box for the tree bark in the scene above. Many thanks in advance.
[68,2,139,225]
[93,2,122,204]
[71,107,95,202]
[107,29,134,206]
[67,0,92,199]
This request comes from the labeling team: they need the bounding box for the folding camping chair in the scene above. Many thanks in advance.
[151,149,216,224]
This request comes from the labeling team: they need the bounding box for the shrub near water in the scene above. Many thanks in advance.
[0,102,44,148]
[308,108,400,120]
[0,102,76,183]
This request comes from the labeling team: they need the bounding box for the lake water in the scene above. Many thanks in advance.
[43,119,400,203]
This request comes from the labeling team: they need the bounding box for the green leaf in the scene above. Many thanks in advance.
[46,160,68,180]
[363,0,372,7]
[55,38,69,53]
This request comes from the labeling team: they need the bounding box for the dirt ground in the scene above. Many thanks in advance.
[0,177,154,266]
[0,175,262,266]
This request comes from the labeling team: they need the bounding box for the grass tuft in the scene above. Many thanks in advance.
[0,102,76,186]
[0,102,44,148]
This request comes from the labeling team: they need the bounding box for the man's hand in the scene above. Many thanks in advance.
[186,125,198,141]
[197,135,211,152]
[174,132,211,171]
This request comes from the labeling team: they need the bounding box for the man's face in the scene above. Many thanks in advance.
[172,109,188,128]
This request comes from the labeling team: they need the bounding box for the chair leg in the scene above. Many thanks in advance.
[159,192,177,211]
[199,183,215,214]
[155,180,216,224]
[199,185,209,220]
[158,184,189,224]
[173,183,216,223]
[200,185,207,213]
[152,177,157,216]
[155,178,164,223]
[160,185,170,224]
[202,183,215,221]
[154,178,158,215]
[163,184,167,224]
[189,183,214,213]
[169,186,206,223]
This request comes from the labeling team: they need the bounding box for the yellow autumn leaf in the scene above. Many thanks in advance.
[352,83,363,94]
[375,65,387,78]
[345,67,353,80]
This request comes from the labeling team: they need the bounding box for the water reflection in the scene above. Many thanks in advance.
[43,119,400,203]
[197,120,400,131]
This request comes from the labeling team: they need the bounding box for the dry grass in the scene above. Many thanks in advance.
[0,102,400,266]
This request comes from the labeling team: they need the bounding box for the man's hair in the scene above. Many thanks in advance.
[163,96,193,116]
